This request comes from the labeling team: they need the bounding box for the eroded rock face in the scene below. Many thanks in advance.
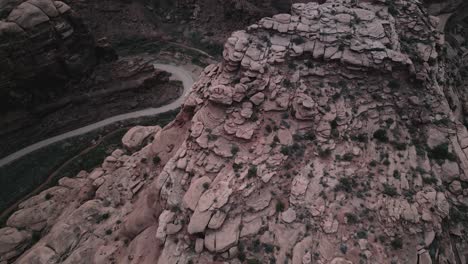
[3,1,468,264]
[0,0,96,112]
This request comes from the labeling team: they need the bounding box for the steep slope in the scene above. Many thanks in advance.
[0,0,185,156]
[2,0,468,264]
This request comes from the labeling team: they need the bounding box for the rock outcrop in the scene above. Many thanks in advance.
[0,0,97,112]
[2,1,468,264]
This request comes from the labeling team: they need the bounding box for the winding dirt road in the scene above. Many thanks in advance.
[0,63,196,167]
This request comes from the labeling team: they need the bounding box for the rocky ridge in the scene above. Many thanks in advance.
[1,0,468,264]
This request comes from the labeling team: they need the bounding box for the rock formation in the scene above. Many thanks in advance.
[2,0,468,263]
[0,0,97,111]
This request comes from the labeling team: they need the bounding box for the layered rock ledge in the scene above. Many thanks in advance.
[1,1,468,264]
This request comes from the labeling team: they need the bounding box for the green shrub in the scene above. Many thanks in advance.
[356,230,368,239]
[392,142,407,151]
[247,259,261,264]
[45,193,53,200]
[427,143,456,161]
[422,175,438,185]
[232,163,242,172]
[280,146,291,156]
[345,213,358,224]
[319,148,332,158]
[231,145,239,156]
[342,153,354,161]
[291,36,306,45]
[263,243,275,253]
[276,201,285,212]
[391,237,403,249]
[340,243,348,254]
[352,133,368,143]
[335,177,357,193]
[383,183,398,197]
[153,156,161,164]
[247,165,257,178]
[373,129,389,143]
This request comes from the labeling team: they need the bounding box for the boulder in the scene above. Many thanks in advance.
[27,0,59,17]
[0,227,31,262]
[16,246,57,264]
[7,2,49,29]
[183,176,212,211]
[187,207,212,234]
[209,85,233,105]
[204,216,241,252]
[122,126,161,150]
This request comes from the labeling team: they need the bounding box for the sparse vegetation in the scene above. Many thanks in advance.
[153,156,161,165]
[0,110,178,224]
[291,36,306,45]
[280,146,291,156]
[356,230,368,239]
[427,143,456,162]
[391,237,403,249]
[247,165,257,178]
[318,147,332,158]
[342,153,354,161]
[335,177,358,193]
[373,129,389,143]
[345,212,358,224]
[340,243,348,254]
[276,201,285,212]
[231,144,239,156]
[383,183,398,197]
[45,193,53,200]
[352,133,368,143]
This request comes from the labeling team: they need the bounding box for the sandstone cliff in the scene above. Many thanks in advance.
[1,0,468,264]
[0,0,97,112]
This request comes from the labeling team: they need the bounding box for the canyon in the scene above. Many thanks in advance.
[1,0,468,264]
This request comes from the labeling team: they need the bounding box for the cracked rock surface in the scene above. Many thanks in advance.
[2,0,468,264]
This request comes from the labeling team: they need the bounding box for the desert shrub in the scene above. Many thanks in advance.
[356,230,368,239]
[335,177,357,193]
[340,243,348,254]
[292,36,306,45]
[153,156,161,164]
[383,183,398,197]
[276,201,285,212]
[247,165,257,178]
[391,237,403,249]
[427,143,456,161]
[373,129,388,142]
[231,145,239,156]
[45,193,53,200]
[345,213,358,224]
[342,153,354,161]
